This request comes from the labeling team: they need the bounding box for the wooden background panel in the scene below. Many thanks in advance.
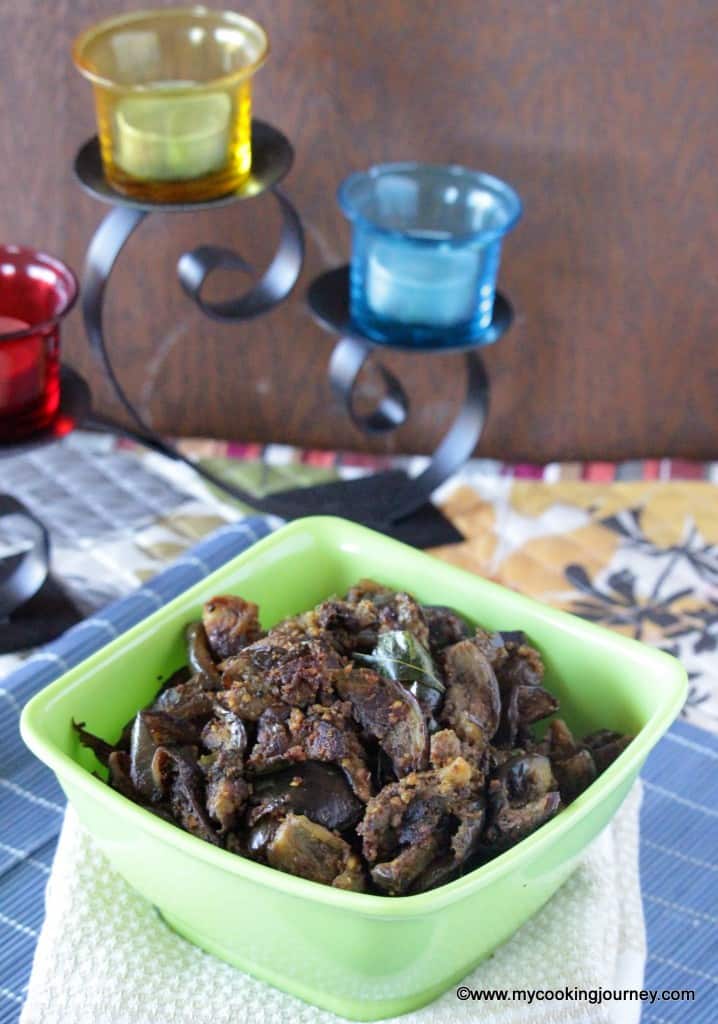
[1,0,717,459]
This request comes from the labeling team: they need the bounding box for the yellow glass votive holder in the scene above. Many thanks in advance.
[73,8,269,203]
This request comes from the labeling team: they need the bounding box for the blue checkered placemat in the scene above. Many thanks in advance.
[1,519,716,1022]
[639,723,718,1021]
[0,516,272,1022]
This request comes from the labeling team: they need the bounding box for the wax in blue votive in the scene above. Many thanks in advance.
[339,163,521,347]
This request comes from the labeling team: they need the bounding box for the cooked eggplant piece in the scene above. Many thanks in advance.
[552,749,597,803]
[411,854,460,893]
[430,726,489,778]
[203,751,249,832]
[106,750,176,822]
[150,746,218,844]
[440,640,500,748]
[485,631,553,749]
[248,705,294,765]
[333,853,367,892]
[361,777,447,865]
[515,685,560,726]
[219,648,288,722]
[410,789,488,895]
[221,634,344,720]
[542,718,598,802]
[429,728,463,768]
[474,629,544,688]
[496,680,559,748]
[423,605,471,652]
[151,676,215,721]
[376,592,431,650]
[546,717,578,759]
[201,705,247,755]
[266,813,362,888]
[374,781,487,896]
[494,638,545,692]
[345,581,429,643]
[484,752,560,851]
[345,579,394,605]
[202,595,262,660]
[293,702,372,801]
[356,629,445,725]
[317,597,378,634]
[473,627,511,667]
[185,622,221,688]
[250,762,363,833]
[359,756,483,893]
[484,786,561,851]
[451,794,487,862]
[129,710,198,801]
[495,752,556,806]
[107,750,136,799]
[496,686,520,748]
[316,597,379,652]
[582,730,633,772]
[364,739,397,791]
[337,667,428,777]
[207,774,249,832]
[248,701,372,802]
[247,817,280,858]
[371,835,446,895]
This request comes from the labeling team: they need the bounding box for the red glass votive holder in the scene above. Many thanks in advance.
[0,246,78,442]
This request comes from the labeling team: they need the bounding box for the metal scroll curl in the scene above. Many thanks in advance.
[328,336,409,435]
[79,185,315,518]
[309,266,508,525]
[82,186,304,420]
[327,335,490,523]
[176,188,305,321]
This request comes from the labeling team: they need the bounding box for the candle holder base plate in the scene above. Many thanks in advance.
[308,266,512,352]
[74,120,294,212]
[0,366,91,458]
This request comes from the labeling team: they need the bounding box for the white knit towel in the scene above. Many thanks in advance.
[21,784,645,1024]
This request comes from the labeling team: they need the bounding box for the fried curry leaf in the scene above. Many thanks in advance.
[356,630,445,698]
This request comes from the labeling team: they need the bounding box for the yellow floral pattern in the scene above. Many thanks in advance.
[436,481,718,733]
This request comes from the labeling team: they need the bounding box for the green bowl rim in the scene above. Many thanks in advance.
[20,516,687,918]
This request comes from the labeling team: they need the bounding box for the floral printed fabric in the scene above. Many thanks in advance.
[435,478,718,733]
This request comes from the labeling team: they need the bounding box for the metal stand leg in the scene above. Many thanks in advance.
[326,335,489,525]
[276,265,513,546]
[79,192,318,519]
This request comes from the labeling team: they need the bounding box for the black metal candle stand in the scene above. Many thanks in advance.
[299,266,513,546]
[1,120,515,548]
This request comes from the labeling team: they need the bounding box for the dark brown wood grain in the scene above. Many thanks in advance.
[2,0,717,460]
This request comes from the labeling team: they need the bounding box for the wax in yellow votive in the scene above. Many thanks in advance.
[115,85,232,182]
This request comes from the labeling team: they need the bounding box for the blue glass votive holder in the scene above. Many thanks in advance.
[338,162,521,347]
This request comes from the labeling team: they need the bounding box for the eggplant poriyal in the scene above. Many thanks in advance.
[76,581,632,895]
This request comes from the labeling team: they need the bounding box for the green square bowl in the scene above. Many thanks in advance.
[20,517,686,1020]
